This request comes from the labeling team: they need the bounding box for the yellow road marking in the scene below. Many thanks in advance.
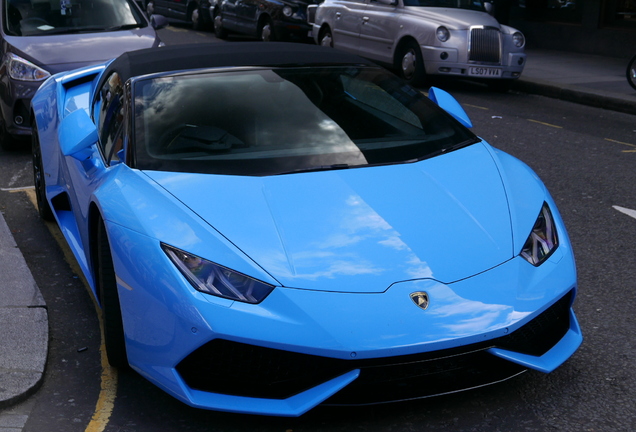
[464,103,489,111]
[527,119,563,129]
[20,189,117,432]
[605,138,636,153]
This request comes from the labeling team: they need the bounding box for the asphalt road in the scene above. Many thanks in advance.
[0,24,634,432]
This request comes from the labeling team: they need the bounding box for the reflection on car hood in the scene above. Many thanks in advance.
[5,29,159,74]
[146,143,513,293]
[404,7,500,29]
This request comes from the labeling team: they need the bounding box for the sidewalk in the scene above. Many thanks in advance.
[0,212,48,409]
[515,48,636,115]
[0,46,635,413]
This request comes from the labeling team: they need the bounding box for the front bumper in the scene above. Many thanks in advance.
[0,77,41,137]
[421,46,526,79]
[113,220,580,416]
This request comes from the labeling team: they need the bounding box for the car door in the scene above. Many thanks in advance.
[234,0,261,35]
[220,0,242,31]
[329,0,367,53]
[154,0,188,20]
[357,0,401,64]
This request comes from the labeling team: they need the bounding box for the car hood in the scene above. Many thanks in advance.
[4,29,159,74]
[403,7,500,30]
[145,143,513,293]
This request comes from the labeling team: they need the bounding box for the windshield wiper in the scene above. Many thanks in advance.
[278,163,352,175]
[106,23,144,31]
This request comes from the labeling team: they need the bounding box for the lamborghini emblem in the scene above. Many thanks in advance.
[410,291,430,310]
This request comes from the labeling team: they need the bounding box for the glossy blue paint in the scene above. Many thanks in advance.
[145,142,514,291]
[58,108,98,159]
[30,60,582,416]
[428,86,473,128]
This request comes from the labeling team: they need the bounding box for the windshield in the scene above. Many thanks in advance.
[402,0,487,10]
[133,66,478,176]
[4,0,145,36]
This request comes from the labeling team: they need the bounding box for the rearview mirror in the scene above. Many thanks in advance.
[427,87,473,128]
[58,108,99,160]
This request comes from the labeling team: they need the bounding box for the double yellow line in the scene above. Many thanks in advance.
[15,187,117,432]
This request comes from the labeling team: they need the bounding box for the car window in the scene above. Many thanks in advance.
[96,72,125,165]
[3,0,145,37]
[402,0,487,10]
[133,66,478,176]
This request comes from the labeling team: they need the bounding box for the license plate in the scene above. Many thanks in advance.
[468,67,502,77]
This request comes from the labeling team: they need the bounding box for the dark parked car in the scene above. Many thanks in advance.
[212,0,314,41]
[0,0,167,150]
[145,0,213,30]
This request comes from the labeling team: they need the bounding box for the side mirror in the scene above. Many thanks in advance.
[484,1,494,15]
[58,109,99,160]
[150,14,168,30]
[428,87,473,128]
[377,0,397,5]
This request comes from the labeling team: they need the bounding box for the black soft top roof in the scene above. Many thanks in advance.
[101,42,375,85]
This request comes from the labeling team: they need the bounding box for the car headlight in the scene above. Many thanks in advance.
[162,244,275,304]
[520,203,559,266]
[436,26,450,42]
[5,53,50,81]
[512,31,525,48]
[283,5,293,17]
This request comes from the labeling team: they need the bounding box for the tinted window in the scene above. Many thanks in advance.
[133,66,477,176]
[4,0,145,37]
[96,72,125,165]
[402,0,487,10]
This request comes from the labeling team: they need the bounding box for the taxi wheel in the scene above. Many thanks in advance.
[398,40,426,87]
[319,28,333,47]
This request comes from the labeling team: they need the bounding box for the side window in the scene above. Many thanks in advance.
[96,72,125,165]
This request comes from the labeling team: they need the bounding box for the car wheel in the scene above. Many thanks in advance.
[31,126,54,221]
[146,0,154,16]
[191,7,202,30]
[214,11,228,39]
[398,40,426,87]
[97,217,128,369]
[627,55,636,91]
[319,28,333,47]
[259,17,277,42]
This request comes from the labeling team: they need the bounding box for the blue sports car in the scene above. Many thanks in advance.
[31,42,582,417]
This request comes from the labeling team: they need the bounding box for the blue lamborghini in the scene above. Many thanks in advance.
[31,42,582,416]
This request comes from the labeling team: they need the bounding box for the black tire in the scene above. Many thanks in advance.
[146,0,154,16]
[213,10,228,39]
[627,54,636,91]
[319,27,333,47]
[190,4,206,31]
[397,40,426,87]
[31,126,54,221]
[96,218,128,368]
[259,16,277,42]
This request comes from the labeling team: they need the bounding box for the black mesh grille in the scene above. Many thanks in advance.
[469,27,501,63]
[176,291,573,402]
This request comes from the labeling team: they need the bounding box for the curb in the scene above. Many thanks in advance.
[513,78,636,116]
[0,211,48,409]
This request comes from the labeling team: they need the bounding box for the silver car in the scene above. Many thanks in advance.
[309,0,526,90]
